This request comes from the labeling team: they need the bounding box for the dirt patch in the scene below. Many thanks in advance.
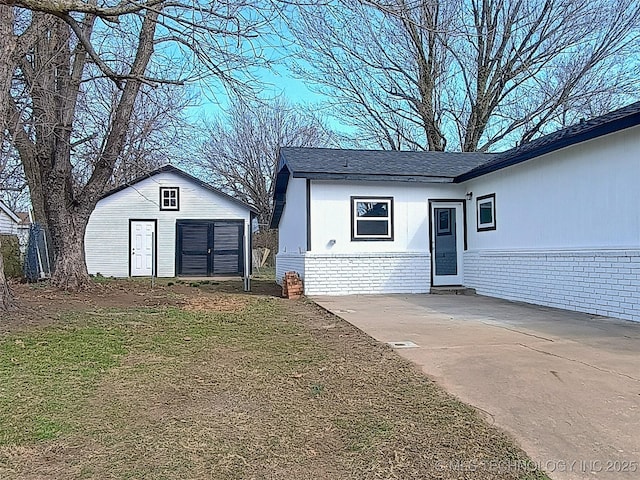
[182,292,250,313]
[0,278,280,334]
[0,281,548,480]
[3,279,180,327]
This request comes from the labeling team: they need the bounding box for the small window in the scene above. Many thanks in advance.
[351,196,393,241]
[160,187,179,211]
[476,193,496,231]
[437,209,452,236]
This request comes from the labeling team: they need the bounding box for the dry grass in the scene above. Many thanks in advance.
[0,280,549,479]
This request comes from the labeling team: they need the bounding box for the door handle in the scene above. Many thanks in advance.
[208,248,211,254]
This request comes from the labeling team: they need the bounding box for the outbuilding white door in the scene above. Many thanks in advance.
[431,202,464,286]
[130,220,155,276]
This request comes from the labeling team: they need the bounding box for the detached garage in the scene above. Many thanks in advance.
[85,165,256,286]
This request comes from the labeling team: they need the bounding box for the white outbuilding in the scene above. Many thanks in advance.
[0,200,20,235]
[85,165,256,287]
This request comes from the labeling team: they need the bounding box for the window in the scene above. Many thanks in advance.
[476,193,496,231]
[351,196,393,241]
[437,209,452,235]
[160,187,179,211]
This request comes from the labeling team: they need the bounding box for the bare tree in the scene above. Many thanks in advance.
[71,81,197,189]
[0,1,276,291]
[288,0,640,151]
[0,4,17,309]
[0,150,27,209]
[198,97,337,225]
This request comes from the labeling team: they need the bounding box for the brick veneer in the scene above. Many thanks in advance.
[464,249,640,321]
[303,252,431,295]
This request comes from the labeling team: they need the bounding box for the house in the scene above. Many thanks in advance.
[85,165,257,288]
[270,102,640,322]
[0,200,20,235]
[0,203,36,259]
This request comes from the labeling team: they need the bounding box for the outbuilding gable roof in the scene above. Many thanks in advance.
[101,164,258,214]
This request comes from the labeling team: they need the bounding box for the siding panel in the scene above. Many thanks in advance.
[85,172,250,277]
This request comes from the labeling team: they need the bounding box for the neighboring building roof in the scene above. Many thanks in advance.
[456,101,640,182]
[16,212,31,226]
[271,101,640,228]
[101,164,258,214]
[0,199,20,224]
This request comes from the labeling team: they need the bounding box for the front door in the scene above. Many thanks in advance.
[130,220,155,276]
[431,202,464,286]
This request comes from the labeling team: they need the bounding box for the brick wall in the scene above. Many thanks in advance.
[303,252,431,295]
[464,249,640,322]
[275,253,305,285]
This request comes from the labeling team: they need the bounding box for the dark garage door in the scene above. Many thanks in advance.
[176,220,244,276]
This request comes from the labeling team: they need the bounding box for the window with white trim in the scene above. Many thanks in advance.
[351,196,393,241]
[160,187,179,211]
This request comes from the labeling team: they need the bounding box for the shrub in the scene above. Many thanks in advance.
[0,234,22,278]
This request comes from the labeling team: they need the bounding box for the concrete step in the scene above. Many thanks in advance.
[430,286,476,295]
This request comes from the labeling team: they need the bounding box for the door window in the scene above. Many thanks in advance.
[434,207,457,276]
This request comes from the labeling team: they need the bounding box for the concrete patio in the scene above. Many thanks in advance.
[313,293,640,480]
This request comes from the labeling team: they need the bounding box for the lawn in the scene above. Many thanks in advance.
[0,279,549,479]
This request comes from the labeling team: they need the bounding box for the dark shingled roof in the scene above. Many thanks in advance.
[456,100,640,181]
[280,147,495,182]
[270,101,640,228]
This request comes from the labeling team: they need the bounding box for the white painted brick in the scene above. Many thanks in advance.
[464,249,640,322]
[302,252,430,296]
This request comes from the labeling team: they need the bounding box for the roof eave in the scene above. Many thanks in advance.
[291,172,454,183]
[455,110,640,183]
[269,164,291,229]
[100,164,258,214]
[0,200,20,224]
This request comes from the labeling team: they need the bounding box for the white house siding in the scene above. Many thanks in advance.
[463,125,640,321]
[309,180,459,254]
[85,171,250,277]
[274,177,308,284]
[296,180,462,295]
[0,209,18,235]
[275,252,305,285]
[276,177,308,254]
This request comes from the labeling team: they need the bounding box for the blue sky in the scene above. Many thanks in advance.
[194,65,337,119]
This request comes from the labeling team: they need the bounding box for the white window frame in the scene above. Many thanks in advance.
[476,193,496,231]
[160,187,179,211]
[351,196,394,241]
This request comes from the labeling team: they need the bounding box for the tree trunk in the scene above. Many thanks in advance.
[0,5,16,309]
[44,157,92,290]
[0,237,14,310]
[48,219,90,290]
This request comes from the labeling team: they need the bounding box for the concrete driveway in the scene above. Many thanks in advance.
[313,294,640,480]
